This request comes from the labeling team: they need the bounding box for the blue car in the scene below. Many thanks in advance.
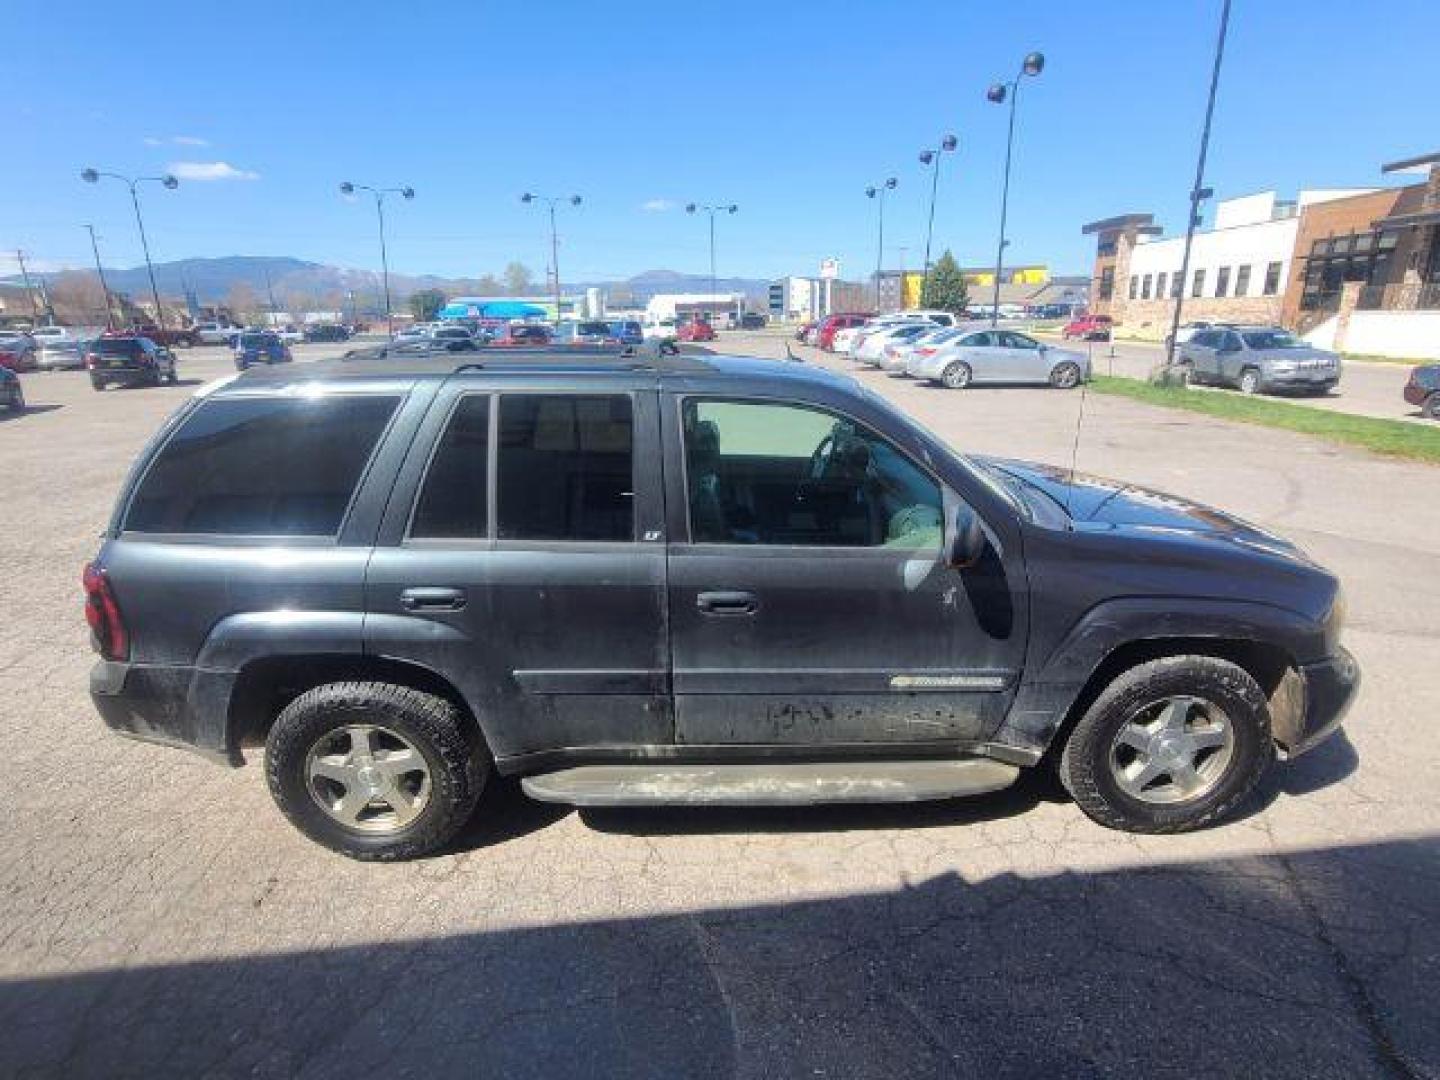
[234,331,292,370]
[608,319,644,346]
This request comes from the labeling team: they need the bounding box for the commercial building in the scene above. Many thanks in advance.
[875,266,1087,315]
[1083,150,1440,356]
[767,277,872,321]
[645,292,747,324]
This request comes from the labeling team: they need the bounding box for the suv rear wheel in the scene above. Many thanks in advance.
[265,681,487,860]
[1059,655,1273,833]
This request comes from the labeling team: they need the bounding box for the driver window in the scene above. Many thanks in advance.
[682,399,943,549]
[1000,332,1039,350]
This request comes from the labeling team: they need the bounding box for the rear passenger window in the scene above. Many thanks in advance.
[125,395,399,535]
[497,395,634,542]
[411,395,490,538]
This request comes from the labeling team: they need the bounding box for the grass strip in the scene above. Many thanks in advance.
[1089,375,1440,465]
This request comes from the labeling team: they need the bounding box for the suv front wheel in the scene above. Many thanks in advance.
[265,681,487,860]
[1059,655,1273,833]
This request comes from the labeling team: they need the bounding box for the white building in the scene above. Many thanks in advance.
[645,292,745,323]
[1119,190,1371,328]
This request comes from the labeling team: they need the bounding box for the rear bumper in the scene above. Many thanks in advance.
[1274,647,1360,758]
[90,366,158,384]
[90,659,240,766]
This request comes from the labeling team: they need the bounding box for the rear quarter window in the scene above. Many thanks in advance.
[124,394,400,536]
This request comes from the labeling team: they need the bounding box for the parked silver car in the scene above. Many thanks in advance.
[35,339,88,371]
[1179,326,1340,395]
[878,327,966,374]
[907,329,1090,389]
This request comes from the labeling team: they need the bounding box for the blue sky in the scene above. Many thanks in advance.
[4,0,1436,284]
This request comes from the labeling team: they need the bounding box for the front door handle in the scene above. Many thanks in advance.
[696,590,758,616]
[400,587,467,612]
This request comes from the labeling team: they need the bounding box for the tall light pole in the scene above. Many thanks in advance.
[80,168,178,328]
[84,225,116,329]
[865,178,898,311]
[986,51,1045,326]
[340,181,414,339]
[521,193,582,321]
[686,202,739,319]
[1166,0,1231,371]
[917,135,958,305]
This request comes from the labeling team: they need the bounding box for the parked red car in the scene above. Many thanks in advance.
[0,332,38,372]
[1061,314,1113,341]
[677,320,717,343]
[817,312,873,351]
[490,324,553,347]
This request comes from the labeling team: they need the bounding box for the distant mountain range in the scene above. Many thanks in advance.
[5,255,773,308]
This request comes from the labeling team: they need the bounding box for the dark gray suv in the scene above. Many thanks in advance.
[86,351,1358,859]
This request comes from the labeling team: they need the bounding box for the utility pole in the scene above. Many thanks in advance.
[15,250,41,322]
[85,225,116,329]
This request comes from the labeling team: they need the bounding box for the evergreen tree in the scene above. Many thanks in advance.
[922,250,970,315]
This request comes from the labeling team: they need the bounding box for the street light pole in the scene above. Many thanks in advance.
[80,168,178,329]
[866,178,898,311]
[917,136,958,305]
[686,202,738,322]
[521,193,583,321]
[986,52,1045,327]
[340,182,415,339]
[84,225,116,329]
[1165,0,1231,371]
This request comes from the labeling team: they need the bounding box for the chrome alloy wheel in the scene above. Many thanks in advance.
[1108,695,1235,805]
[305,724,432,833]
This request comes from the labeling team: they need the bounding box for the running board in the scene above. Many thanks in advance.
[520,758,1020,807]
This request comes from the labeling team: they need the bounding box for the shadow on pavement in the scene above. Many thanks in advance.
[0,404,62,420]
[3,834,1432,1078]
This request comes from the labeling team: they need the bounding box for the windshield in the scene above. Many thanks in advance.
[577,321,611,335]
[239,333,273,347]
[1241,330,1305,349]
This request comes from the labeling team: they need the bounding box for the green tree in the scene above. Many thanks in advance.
[921,250,969,315]
[503,262,534,296]
[409,288,447,321]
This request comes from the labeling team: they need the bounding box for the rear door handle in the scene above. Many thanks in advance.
[696,590,758,616]
[400,587,467,612]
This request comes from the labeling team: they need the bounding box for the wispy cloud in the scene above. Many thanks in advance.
[145,135,211,147]
[640,198,675,212]
[168,161,259,181]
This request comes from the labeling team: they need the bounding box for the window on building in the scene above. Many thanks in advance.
[1128,275,1139,300]
[1215,267,1231,298]
[1263,262,1283,296]
[682,399,942,549]
[496,394,635,542]
[1171,273,1183,299]
[125,395,400,535]
[1140,274,1152,300]
[1155,272,1168,300]
[1234,265,1252,297]
[1098,267,1115,301]
[1191,269,1206,298]
[411,395,490,539]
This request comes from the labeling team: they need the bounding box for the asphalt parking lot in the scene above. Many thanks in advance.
[2,335,1437,1078]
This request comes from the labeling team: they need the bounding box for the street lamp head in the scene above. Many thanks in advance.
[521,192,535,203]
[685,203,697,214]
[865,186,877,199]
[987,82,1008,104]
[339,181,355,196]
[885,177,897,190]
[941,134,958,152]
[81,168,99,184]
[570,195,582,206]
[1022,51,1045,76]
[726,204,738,214]
[162,175,178,190]
[919,150,935,166]
[400,187,415,199]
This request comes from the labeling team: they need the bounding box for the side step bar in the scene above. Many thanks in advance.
[520,758,1021,808]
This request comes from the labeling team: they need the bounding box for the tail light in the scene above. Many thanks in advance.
[85,352,100,369]
[918,347,937,357]
[82,562,129,661]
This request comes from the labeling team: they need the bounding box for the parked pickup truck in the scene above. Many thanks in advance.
[86,348,1357,859]
[127,324,201,348]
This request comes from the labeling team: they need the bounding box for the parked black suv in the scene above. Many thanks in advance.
[86,334,179,390]
[86,351,1357,859]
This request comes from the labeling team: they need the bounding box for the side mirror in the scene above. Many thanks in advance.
[948,504,987,569]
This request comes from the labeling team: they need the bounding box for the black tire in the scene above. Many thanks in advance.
[91,376,105,391]
[941,360,972,389]
[1238,367,1262,395]
[8,387,23,411]
[166,367,179,384]
[1049,361,1083,389]
[265,681,487,861]
[1059,655,1273,834]
[1424,392,1440,421]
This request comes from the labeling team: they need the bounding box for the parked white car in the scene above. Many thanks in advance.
[908,328,1090,388]
[853,323,938,366]
[642,317,679,345]
[194,321,242,346]
[840,317,934,357]
[878,327,968,374]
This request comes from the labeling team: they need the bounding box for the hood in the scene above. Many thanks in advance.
[976,456,1301,554]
